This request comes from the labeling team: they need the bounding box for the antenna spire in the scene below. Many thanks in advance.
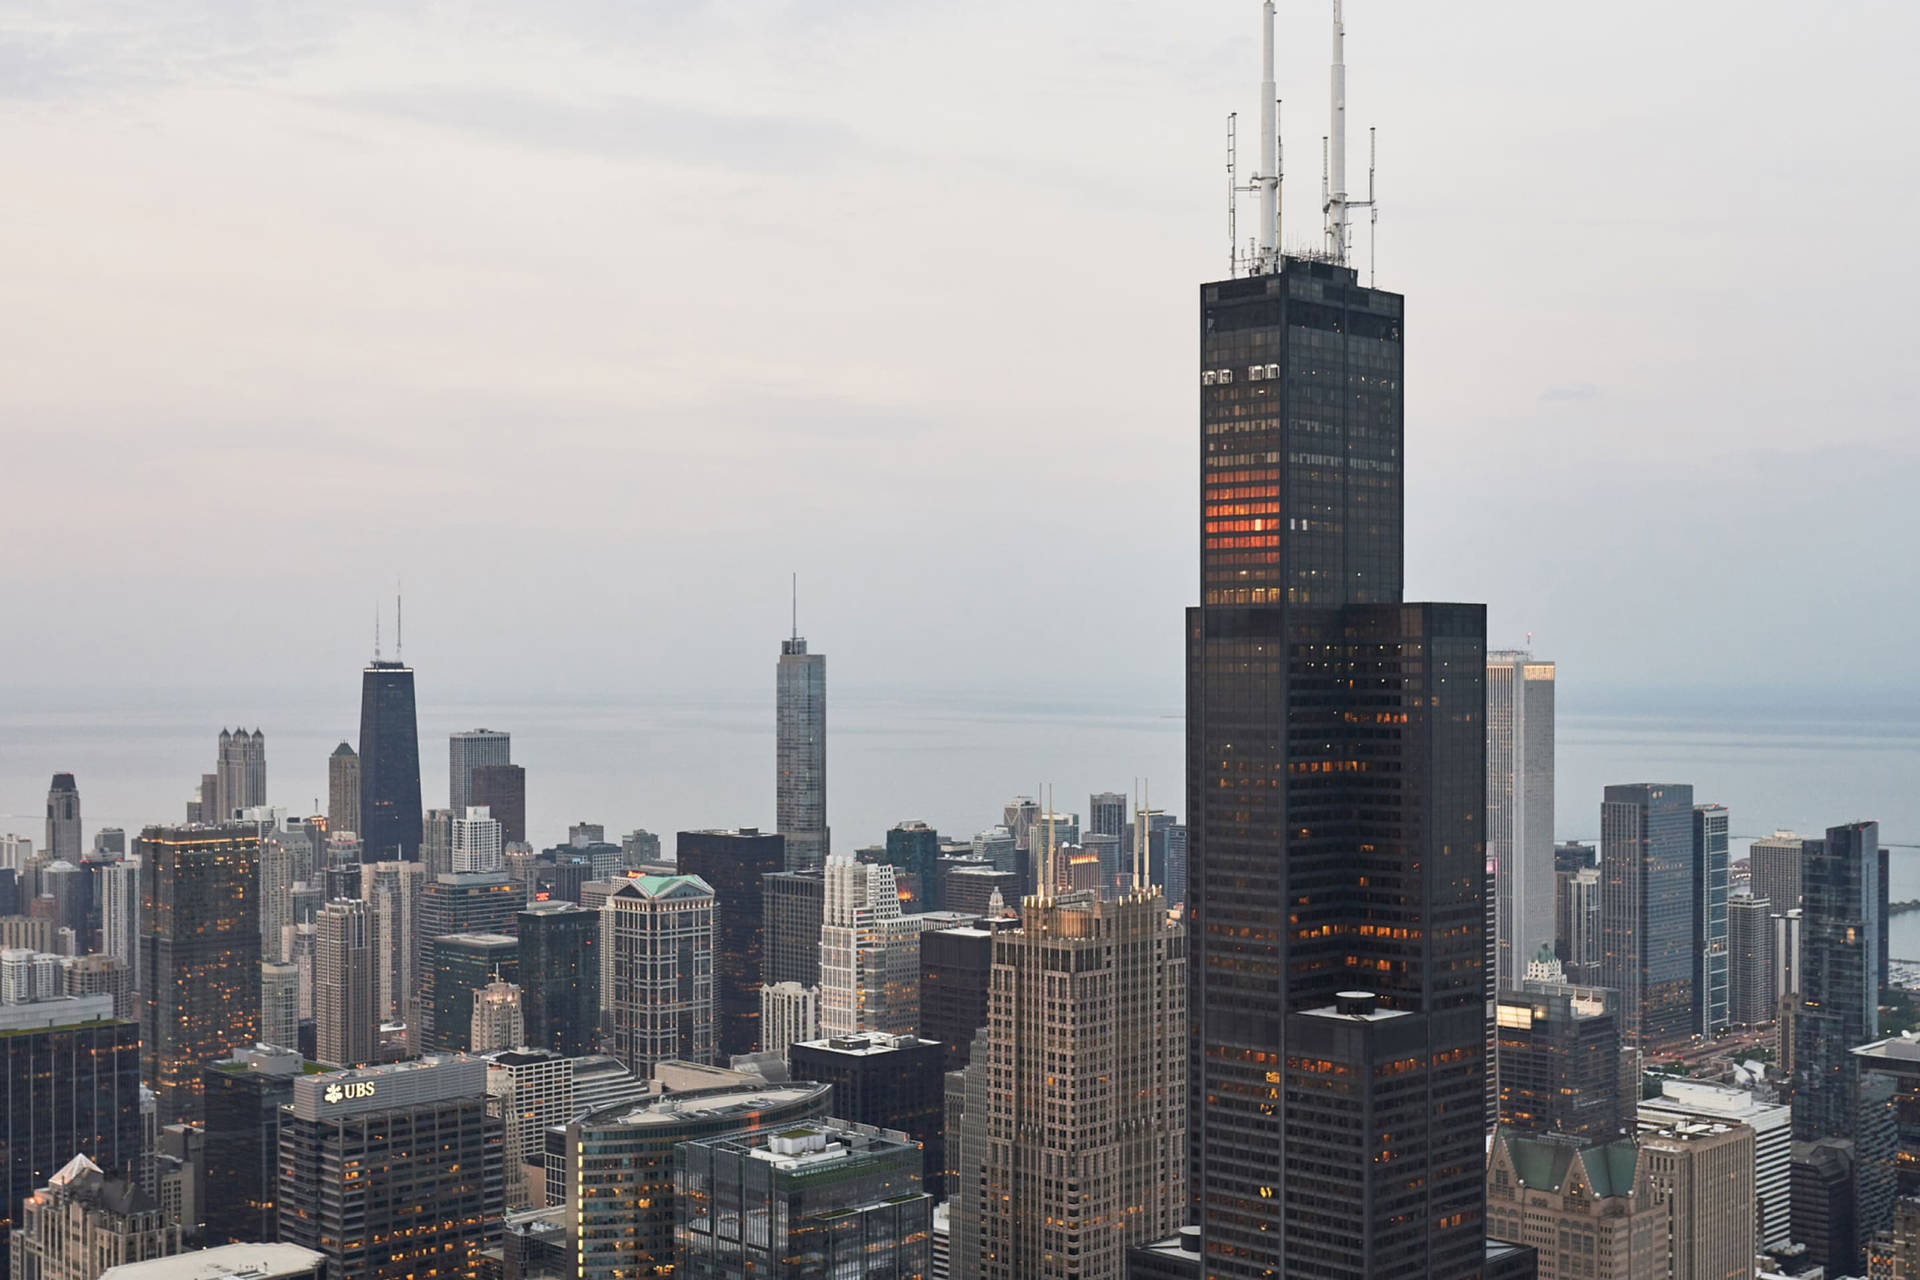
[791,572,799,644]
[1254,1,1279,272]
[1327,0,1347,262]
[374,602,382,661]
[396,586,403,662]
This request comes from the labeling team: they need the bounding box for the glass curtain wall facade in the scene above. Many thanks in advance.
[357,662,422,863]
[1598,784,1696,1051]
[1187,258,1487,1280]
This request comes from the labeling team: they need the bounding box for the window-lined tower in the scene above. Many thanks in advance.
[1186,6,1487,1277]
[777,596,829,872]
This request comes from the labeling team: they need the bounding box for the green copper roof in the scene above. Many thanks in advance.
[1498,1127,1637,1199]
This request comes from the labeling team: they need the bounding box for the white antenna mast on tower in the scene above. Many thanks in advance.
[1324,0,1377,271]
[373,603,381,661]
[396,587,403,662]
[1228,3,1283,277]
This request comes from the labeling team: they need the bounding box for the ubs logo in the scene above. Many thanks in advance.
[322,1081,377,1105]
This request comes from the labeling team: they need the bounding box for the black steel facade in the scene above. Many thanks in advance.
[358,662,423,862]
[676,830,786,1060]
[1187,258,1486,1280]
[517,904,600,1057]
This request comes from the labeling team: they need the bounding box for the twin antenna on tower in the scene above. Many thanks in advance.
[1228,0,1378,281]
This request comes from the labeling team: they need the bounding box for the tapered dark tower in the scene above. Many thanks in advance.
[359,649,422,862]
[1186,8,1486,1278]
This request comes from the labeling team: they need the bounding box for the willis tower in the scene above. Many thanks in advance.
[1187,5,1486,1278]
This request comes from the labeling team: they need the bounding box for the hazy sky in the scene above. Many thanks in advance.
[4,0,1917,724]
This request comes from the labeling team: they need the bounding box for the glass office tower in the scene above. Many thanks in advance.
[357,659,422,862]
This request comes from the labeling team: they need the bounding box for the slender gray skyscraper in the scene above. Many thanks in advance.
[45,773,81,862]
[776,602,828,873]
[314,898,375,1068]
[1486,652,1554,985]
[1599,783,1696,1051]
[327,743,361,837]
[448,730,511,813]
[214,729,267,820]
[1694,803,1731,1036]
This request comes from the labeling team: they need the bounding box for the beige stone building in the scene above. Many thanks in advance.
[16,1154,178,1280]
[1486,1127,1658,1280]
[1640,1119,1756,1280]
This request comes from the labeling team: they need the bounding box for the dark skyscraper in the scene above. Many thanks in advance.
[677,828,785,1059]
[471,764,527,846]
[357,655,422,862]
[762,869,825,990]
[1793,821,1881,1143]
[44,774,80,864]
[202,1044,301,1247]
[1694,803,1730,1036]
[137,823,262,1125]
[1185,10,1486,1278]
[518,901,600,1056]
[1493,983,1624,1142]
[1598,782,1696,1050]
[789,1032,948,1195]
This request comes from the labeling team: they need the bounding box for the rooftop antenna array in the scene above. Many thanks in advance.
[373,602,381,661]
[1226,2,1284,276]
[1323,0,1378,273]
[396,585,403,662]
[791,572,799,644]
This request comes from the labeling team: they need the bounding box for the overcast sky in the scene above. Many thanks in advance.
[4,1,1916,721]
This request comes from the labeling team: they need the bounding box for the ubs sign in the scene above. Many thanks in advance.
[322,1081,377,1105]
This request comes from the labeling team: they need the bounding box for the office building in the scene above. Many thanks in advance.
[1598,783,1697,1050]
[955,888,1184,1279]
[212,730,266,822]
[1486,652,1555,988]
[98,1245,323,1280]
[1774,908,1803,1007]
[1849,1035,1920,1260]
[136,825,261,1124]
[1639,1119,1755,1280]
[601,875,715,1075]
[452,808,504,874]
[776,629,828,873]
[420,809,454,881]
[356,653,422,863]
[325,745,359,839]
[675,1119,931,1279]
[676,829,785,1059]
[560,1078,830,1280]
[1728,894,1776,1026]
[362,860,424,1030]
[1494,981,1625,1141]
[1557,865,1602,984]
[417,873,522,1044]
[1750,832,1811,916]
[43,776,80,865]
[450,730,511,813]
[1485,1129,1654,1280]
[1693,803,1730,1036]
[484,1049,643,1210]
[969,827,1015,875]
[940,865,1019,919]
[259,963,297,1053]
[789,1032,947,1194]
[1640,1077,1792,1251]
[278,1057,502,1280]
[0,997,142,1280]
[1793,1137,1857,1277]
[14,1153,177,1280]
[884,821,943,909]
[819,857,919,1039]
[93,829,126,859]
[470,765,527,847]
[516,902,599,1057]
[762,870,824,990]
[918,923,1000,1073]
[313,899,374,1068]
[1794,821,1882,1142]
[470,980,524,1052]
[201,1046,301,1246]
[759,982,818,1057]
[427,933,518,1054]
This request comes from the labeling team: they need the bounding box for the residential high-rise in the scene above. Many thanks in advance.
[278,1057,502,1280]
[0,997,142,1280]
[258,962,298,1053]
[1693,803,1730,1036]
[675,1119,931,1279]
[14,1153,177,1280]
[313,899,374,1067]
[1560,865,1603,984]
[356,655,422,863]
[451,807,504,873]
[762,869,824,989]
[1640,1077,1793,1252]
[427,932,518,1054]
[470,765,527,846]
[483,1048,645,1211]
[362,860,424,1030]
[776,628,828,873]
[516,902,599,1057]
[1774,908,1803,1008]
[1794,821,1881,1142]
[449,730,511,813]
[44,776,79,865]
[677,829,785,1059]
[1486,651,1555,987]
[213,730,266,822]
[1639,1119,1755,1280]
[97,858,141,993]
[954,888,1184,1280]
[1599,783,1697,1051]
[1494,981,1625,1142]
[1749,831,1811,916]
[819,857,919,1039]
[63,955,134,1022]
[1485,1129,1656,1280]
[560,1079,830,1280]
[201,1045,301,1247]
[789,1032,947,1196]
[1728,894,1776,1027]
[136,825,261,1124]
[759,982,818,1057]
[1184,26,1487,1265]
[469,980,524,1052]
[325,745,359,839]
[601,875,715,1075]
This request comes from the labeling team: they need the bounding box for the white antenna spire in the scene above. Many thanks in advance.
[1327,0,1348,262]
[396,587,403,662]
[791,572,799,643]
[1254,0,1279,272]
[374,602,381,661]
